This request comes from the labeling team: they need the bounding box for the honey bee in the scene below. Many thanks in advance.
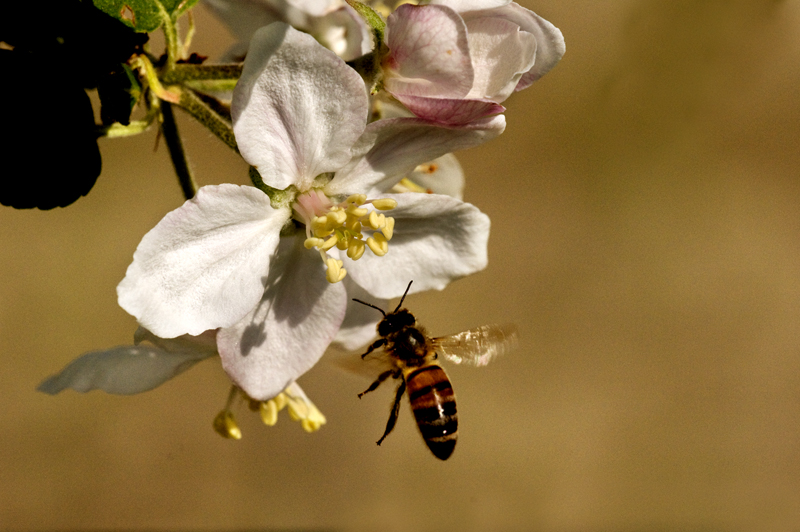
[353,281,518,460]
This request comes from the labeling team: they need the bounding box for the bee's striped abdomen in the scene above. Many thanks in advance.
[406,365,458,460]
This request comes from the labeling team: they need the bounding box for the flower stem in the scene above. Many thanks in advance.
[160,102,197,200]
[159,5,180,71]
[176,87,238,152]
[161,64,243,84]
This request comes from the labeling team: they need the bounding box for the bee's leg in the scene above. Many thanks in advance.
[358,368,396,398]
[360,338,386,359]
[377,378,406,446]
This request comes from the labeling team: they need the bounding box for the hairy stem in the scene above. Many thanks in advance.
[176,87,238,152]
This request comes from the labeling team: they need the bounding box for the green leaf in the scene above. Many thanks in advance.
[91,0,199,32]
[345,0,386,45]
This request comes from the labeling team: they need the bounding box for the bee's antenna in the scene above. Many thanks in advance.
[394,280,413,312]
[352,298,386,317]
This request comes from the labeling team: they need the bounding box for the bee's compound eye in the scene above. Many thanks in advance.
[378,320,394,337]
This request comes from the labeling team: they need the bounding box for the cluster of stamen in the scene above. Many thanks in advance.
[213,384,327,439]
[293,191,397,283]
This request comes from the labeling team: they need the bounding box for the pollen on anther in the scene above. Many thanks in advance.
[366,234,389,256]
[294,190,399,282]
[304,237,324,249]
[367,211,386,230]
[371,198,397,210]
[260,400,279,426]
[382,217,395,240]
[347,239,366,260]
[325,257,347,283]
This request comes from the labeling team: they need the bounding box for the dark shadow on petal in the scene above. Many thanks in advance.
[271,238,328,327]
[238,323,267,358]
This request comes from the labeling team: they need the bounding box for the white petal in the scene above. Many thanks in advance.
[402,152,465,200]
[117,184,288,338]
[464,16,537,101]
[307,6,372,61]
[346,193,490,299]
[327,115,505,196]
[284,0,343,17]
[480,3,565,89]
[133,327,219,356]
[204,0,369,61]
[232,23,369,190]
[332,278,385,350]
[37,343,215,396]
[217,237,348,400]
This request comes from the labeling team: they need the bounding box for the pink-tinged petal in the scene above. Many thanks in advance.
[332,278,386,350]
[475,3,564,90]
[327,114,505,196]
[393,93,505,124]
[37,342,215,396]
[429,0,512,11]
[346,193,490,300]
[232,23,368,190]
[217,238,348,400]
[464,16,536,101]
[385,4,473,99]
[117,185,288,339]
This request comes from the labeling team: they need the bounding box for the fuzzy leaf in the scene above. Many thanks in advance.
[92,0,199,32]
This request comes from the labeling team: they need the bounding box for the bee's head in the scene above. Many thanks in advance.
[350,280,416,338]
[378,308,416,337]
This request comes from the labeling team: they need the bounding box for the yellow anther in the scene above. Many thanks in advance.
[367,210,387,230]
[294,190,400,283]
[382,217,395,240]
[328,209,347,225]
[260,400,279,426]
[366,234,389,256]
[325,257,347,283]
[346,206,369,218]
[313,227,333,239]
[371,198,398,210]
[392,177,431,194]
[320,235,338,251]
[286,397,326,432]
[213,410,242,440]
[273,392,288,411]
[346,194,367,205]
[347,239,366,260]
[345,217,362,232]
[301,419,322,432]
[287,400,305,421]
[312,215,329,230]
[304,237,324,249]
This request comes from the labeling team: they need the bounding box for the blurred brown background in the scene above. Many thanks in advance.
[3,0,800,529]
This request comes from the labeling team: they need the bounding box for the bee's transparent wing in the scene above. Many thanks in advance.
[433,324,518,367]
[330,347,395,380]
